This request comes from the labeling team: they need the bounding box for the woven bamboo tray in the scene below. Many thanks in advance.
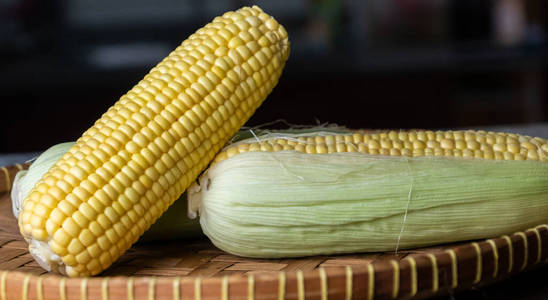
[1,163,547,300]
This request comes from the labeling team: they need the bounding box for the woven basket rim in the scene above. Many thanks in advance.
[0,225,546,300]
[2,223,547,279]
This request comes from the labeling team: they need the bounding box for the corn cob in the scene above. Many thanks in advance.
[188,130,548,258]
[18,6,289,277]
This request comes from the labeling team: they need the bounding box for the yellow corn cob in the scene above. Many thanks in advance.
[213,130,548,162]
[189,130,548,258]
[19,6,289,277]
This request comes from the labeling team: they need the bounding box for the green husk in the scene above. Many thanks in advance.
[190,148,548,258]
[11,142,76,219]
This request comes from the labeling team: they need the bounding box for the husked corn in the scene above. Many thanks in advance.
[19,6,289,277]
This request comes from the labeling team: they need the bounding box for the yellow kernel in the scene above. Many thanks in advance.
[335,143,347,152]
[393,140,403,149]
[494,151,504,160]
[480,143,491,152]
[368,140,380,150]
[49,240,68,257]
[305,144,316,154]
[390,148,401,156]
[522,142,537,151]
[505,136,518,144]
[75,250,92,265]
[344,135,353,144]
[294,144,305,152]
[98,252,112,269]
[272,144,283,152]
[226,147,240,158]
[455,140,467,150]
[45,219,59,236]
[30,214,45,228]
[413,148,424,156]
[314,136,325,145]
[462,149,474,158]
[50,208,67,225]
[87,221,104,238]
[265,18,279,30]
[427,140,440,149]
[316,144,328,154]
[72,211,89,229]
[249,143,261,152]
[30,229,47,241]
[67,239,85,255]
[527,150,539,160]
[408,132,417,142]
[467,140,480,150]
[464,131,475,141]
[496,135,506,144]
[79,229,95,247]
[86,258,101,273]
[380,139,392,149]
[412,140,425,149]
[440,139,454,150]
[228,36,245,48]
[260,142,273,152]
[493,143,507,152]
[58,200,77,217]
[401,148,412,156]
[31,203,48,218]
[486,135,496,145]
[62,217,81,238]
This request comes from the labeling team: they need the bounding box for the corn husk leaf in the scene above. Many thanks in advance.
[191,150,548,257]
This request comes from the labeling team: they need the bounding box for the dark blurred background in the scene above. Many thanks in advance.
[1,0,547,152]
